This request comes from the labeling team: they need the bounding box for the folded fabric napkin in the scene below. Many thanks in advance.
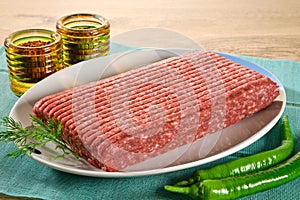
[0,44,299,200]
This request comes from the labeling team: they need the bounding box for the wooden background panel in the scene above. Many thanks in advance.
[0,0,299,60]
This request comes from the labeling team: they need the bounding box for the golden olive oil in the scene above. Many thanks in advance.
[4,29,63,96]
[56,13,110,66]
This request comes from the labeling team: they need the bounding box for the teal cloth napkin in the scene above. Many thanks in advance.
[0,44,299,200]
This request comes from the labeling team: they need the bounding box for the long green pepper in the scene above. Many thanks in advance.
[164,115,299,199]
[165,150,300,199]
[175,115,294,186]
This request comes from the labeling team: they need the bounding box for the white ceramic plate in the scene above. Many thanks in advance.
[9,49,286,177]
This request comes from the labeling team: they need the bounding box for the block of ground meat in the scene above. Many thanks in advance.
[33,51,279,172]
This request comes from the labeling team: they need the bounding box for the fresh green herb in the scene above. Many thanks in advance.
[174,115,294,186]
[0,115,78,159]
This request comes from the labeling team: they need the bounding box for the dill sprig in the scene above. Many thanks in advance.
[0,115,78,159]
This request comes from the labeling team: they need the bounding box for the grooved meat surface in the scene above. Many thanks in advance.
[33,51,280,171]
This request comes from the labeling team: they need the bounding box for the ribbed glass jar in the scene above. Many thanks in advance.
[56,13,110,66]
[4,29,63,96]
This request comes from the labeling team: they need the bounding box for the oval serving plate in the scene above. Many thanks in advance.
[9,48,286,177]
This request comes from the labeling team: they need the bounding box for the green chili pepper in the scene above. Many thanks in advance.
[164,150,300,199]
[175,115,294,186]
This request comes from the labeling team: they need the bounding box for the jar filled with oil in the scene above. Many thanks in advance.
[56,13,110,66]
[4,29,63,96]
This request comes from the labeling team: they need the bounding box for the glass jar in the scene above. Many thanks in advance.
[4,29,63,96]
[56,13,110,66]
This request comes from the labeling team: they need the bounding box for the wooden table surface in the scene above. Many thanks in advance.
[0,0,300,61]
[0,0,299,199]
